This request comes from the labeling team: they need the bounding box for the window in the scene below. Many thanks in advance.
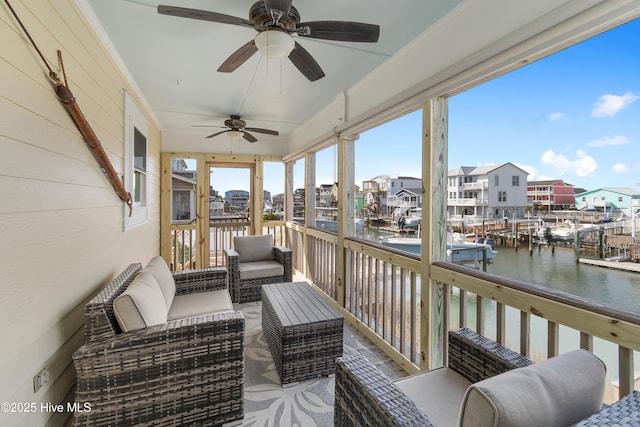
[498,191,507,202]
[618,196,624,202]
[494,175,499,186]
[512,175,520,186]
[123,90,149,230]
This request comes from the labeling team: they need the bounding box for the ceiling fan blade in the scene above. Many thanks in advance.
[242,131,258,143]
[297,21,380,42]
[289,41,325,82]
[264,0,292,15]
[218,40,258,73]
[206,130,228,139]
[157,5,254,28]
[245,127,279,136]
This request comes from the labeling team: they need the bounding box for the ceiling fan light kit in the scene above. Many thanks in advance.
[227,129,244,140]
[255,30,294,59]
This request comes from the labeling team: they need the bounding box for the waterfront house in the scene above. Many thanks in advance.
[3,1,640,426]
[575,187,640,217]
[363,175,422,217]
[447,163,530,222]
[527,179,576,212]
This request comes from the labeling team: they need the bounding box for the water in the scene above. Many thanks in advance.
[359,224,640,313]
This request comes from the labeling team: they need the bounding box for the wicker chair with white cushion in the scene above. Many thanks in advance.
[224,235,292,303]
[335,328,607,427]
[72,258,244,426]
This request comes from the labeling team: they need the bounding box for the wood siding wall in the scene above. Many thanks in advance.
[0,1,161,425]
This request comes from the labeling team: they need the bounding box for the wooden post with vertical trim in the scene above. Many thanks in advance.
[337,135,356,306]
[421,97,448,371]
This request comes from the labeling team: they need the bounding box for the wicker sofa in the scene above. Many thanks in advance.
[335,328,607,427]
[72,259,245,426]
[225,235,292,303]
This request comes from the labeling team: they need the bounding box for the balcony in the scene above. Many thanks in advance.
[448,197,489,206]
[165,218,640,423]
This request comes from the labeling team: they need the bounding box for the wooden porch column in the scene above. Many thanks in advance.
[284,161,294,222]
[251,158,264,235]
[304,152,316,277]
[196,154,208,268]
[420,97,449,371]
[160,152,173,264]
[284,161,294,250]
[336,135,356,306]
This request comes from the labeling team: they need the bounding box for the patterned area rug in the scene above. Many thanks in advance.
[235,301,406,427]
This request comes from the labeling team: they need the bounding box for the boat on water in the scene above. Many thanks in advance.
[379,232,498,263]
[538,220,601,243]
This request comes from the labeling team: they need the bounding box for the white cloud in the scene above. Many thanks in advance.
[612,163,629,174]
[514,163,538,179]
[591,92,639,118]
[587,135,630,147]
[541,149,597,177]
[548,112,564,121]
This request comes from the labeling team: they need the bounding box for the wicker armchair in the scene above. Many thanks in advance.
[335,328,606,426]
[225,235,292,303]
[72,263,245,427]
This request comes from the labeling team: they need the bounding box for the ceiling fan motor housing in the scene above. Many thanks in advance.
[249,1,299,30]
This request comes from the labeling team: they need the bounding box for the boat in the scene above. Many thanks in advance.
[379,232,498,263]
[401,208,422,229]
[538,220,600,243]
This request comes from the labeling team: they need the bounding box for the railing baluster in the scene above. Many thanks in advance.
[548,321,559,357]
[619,346,634,398]
[391,265,397,350]
[496,302,505,345]
[520,311,530,357]
[459,289,467,329]
[580,331,594,352]
[476,295,484,336]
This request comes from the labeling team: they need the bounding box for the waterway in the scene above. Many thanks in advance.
[359,224,640,400]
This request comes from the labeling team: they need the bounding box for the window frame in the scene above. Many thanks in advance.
[123,90,150,231]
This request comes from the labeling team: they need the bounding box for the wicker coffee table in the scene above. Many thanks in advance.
[262,281,344,385]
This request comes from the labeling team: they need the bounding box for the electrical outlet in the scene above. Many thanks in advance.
[33,366,50,393]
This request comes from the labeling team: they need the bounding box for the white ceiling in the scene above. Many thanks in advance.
[85,0,461,136]
[82,0,640,156]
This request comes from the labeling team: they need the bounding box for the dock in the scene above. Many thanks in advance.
[578,258,640,273]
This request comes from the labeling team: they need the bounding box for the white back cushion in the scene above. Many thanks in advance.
[113,271,168,332]
[144,256,176,309]
[458,349,606,427]
[234,235,274,263]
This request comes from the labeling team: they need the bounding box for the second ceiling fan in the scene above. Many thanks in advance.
[157,0,380,81]
[205,115,279,143]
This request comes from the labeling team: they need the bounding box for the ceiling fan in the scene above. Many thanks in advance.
[204,115,279,142]
[157,0,380,81]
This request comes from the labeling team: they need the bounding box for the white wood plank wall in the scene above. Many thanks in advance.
[0,1,161,425]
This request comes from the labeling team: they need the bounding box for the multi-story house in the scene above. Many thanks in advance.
[171,159,196,222]
[575,188,640,217]
[225,190,250,212]
[363,175,422,217]
[448,163,530,221]
[527,180,575,212]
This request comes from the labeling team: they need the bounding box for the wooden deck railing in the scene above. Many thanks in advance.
[290,225,640,403]
[169,218,286,269]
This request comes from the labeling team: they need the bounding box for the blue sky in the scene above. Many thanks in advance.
[212,18,639,195]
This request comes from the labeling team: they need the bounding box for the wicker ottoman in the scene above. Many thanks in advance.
[262,281,344,385]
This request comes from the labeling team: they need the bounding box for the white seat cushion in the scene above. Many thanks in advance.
[143,256,176,309]
[234,235,274,263]
[396,367,471,427]
[458,349,606,427]
[168,289,234,321]
[238,260,284,280]
[113,271,168,332]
